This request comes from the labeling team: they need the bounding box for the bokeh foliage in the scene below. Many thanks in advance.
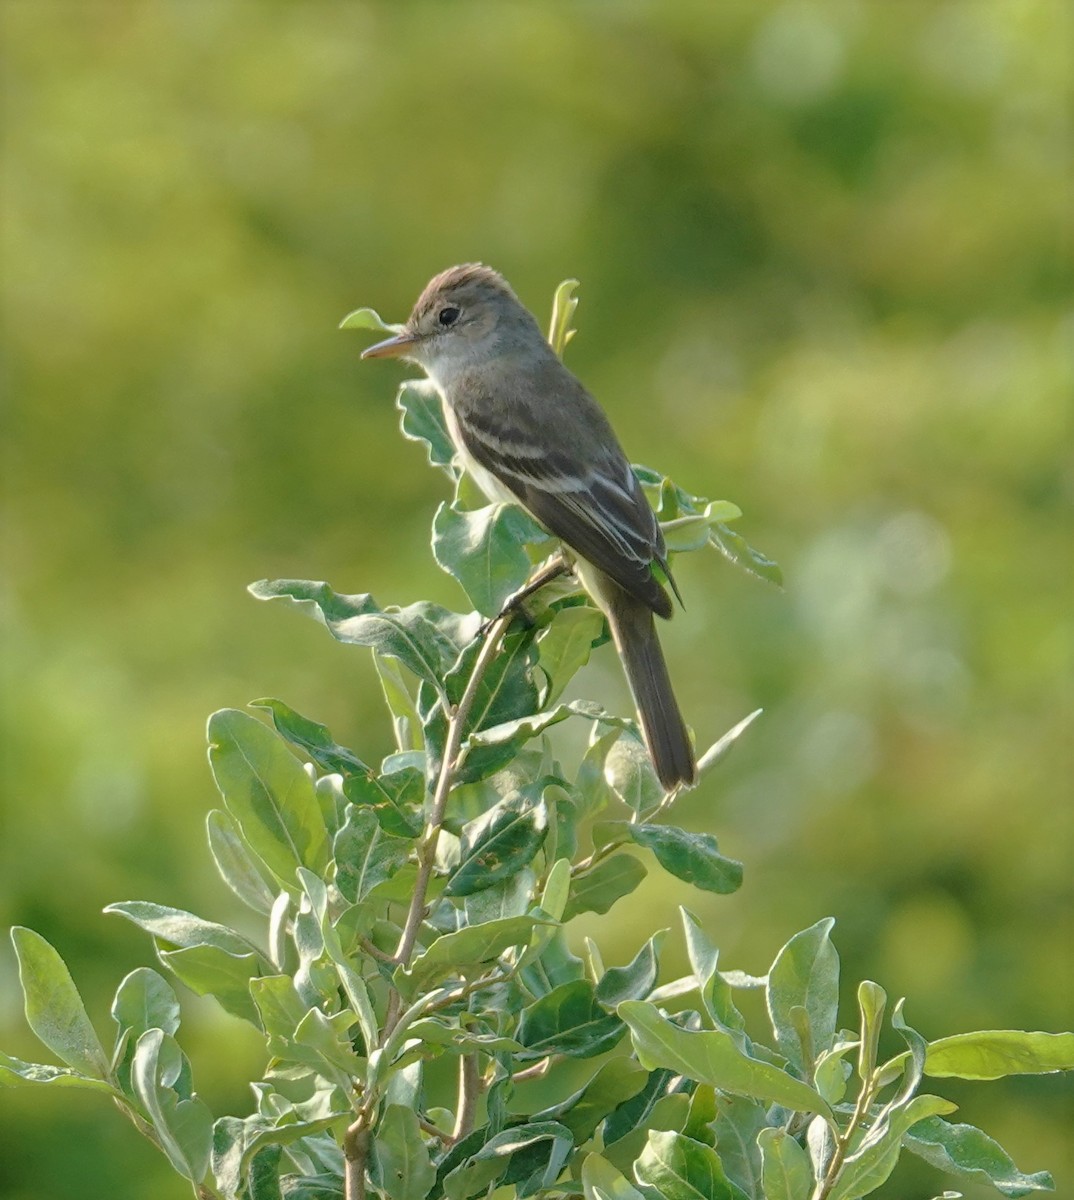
[1,2,1069,1198]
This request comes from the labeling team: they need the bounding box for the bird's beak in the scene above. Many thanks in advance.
[360,331,423,360]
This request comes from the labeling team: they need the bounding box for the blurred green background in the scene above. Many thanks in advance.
[2,2,1070,1197]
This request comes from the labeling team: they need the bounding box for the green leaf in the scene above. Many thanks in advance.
[887,997,927,1112]
[628,825,743,895]
[494,1121,576,1196]
[132,1028,213,1183]
[766,918,839,1078]
[602,1092,691,1176]
[157,945,262,1025]
[250,697,370,777]
[905,1115,1055,1197]
[680,909,748,1044]
[250,975,307,1041]
[696,709,763,777]
[343,765,424,839]
[857,980,886,1082]
[399,915,540,997]
[370,1104,435,1200]
[433,500,548,617]
[813,1041,857,1106]
[290,1007,366,1084]
[517,979,625,1060]
[708,522,783,588]
[206,808,278,915]
[405,1018,522,1056]
[660,500,744,552]
[535,1057,648,1142]
[0,1052,117,1094]
[247,1144,284,1199]
[827,1094,956,1200]
[104,901,261,958]
[375,651,423,753]
[563,853,647,921]
[604,729,662,812]
[446,791,548,896]
[602,1065,681,1146]
[635,1129,739,1200]
[466,699,610,749]
[464,868,536,922]
[712,1095,768,1199]
[445,626,541,748]
[248,579,465,695]
[212,1114,346,1200]
[536,604,605,705]
[541,856,572,921]
[581,1152,647,1200]
[333,805,411,903]
[207,708,331,884]
[111,967,179,1087]
[758,1126,812,1200]
[596,932,665,1007]
[338,305,402,333]
[548,279,580,357]
[925,1030,1074,1079]
[398,377,456,470]
[10,927,111,1079]
[519,927,585,995]
[619,1001,833,1119]
[443,1122,573,1200]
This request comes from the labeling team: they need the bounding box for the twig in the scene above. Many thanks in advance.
[358,935,396,964]
[570,838,626,877]
[388,610,514,989]
[387,557,572,1023]
[511,1057,553,1083]
[810,1074,876,1200]
[418,1115,454,1143]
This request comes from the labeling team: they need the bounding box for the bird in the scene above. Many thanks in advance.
[360,264,697,791]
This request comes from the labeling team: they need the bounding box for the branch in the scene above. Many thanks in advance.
[387,556,571,1022]
[343,1123,370,1200]
[389,610,514,980]
[452,1053,481,1143]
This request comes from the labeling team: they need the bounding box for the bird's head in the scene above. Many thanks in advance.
[360,264,542,382]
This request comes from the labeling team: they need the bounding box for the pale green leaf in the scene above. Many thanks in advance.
[619,1001,832,1119]
[207,708,331,884]
[759,1126,813,1200]
[132,1029,213,1183]
[925,1030,1074,1080]
[11,927,110,1080]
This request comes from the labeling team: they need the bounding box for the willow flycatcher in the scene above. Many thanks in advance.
[360,264,696,790]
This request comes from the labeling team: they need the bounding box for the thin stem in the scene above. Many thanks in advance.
[452,1053,481,1143]
[418,1115,454,1143]
[389,613,513,983]
[810,1075,876,1200]
[387,556,571,1028]
[570,838,626,877]
[358,935,396,964]
[511,1057,553,1083]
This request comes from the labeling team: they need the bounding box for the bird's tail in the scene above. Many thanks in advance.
[602,580,697,792]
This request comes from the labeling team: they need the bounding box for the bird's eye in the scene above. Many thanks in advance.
[438,305,461,327]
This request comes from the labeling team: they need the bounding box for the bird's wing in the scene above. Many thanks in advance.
[455,397,675,618]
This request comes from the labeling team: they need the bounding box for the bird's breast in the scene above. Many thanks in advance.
[441,393,517,506]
